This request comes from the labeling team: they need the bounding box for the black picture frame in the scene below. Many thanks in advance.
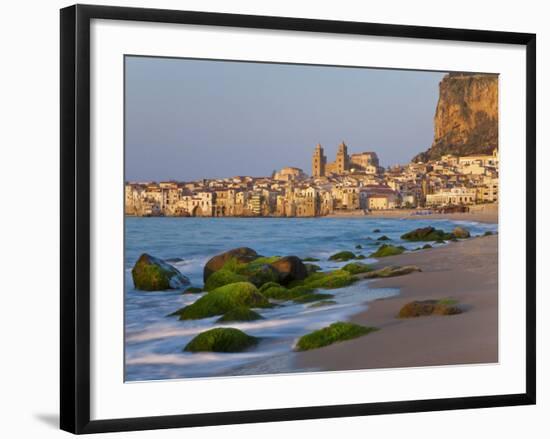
[60,4,536,434]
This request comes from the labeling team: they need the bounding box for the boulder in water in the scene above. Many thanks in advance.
[401,226,454,242]
[271,256,308,285]
[452,226,470,239]
[132,253,190,291]
[203,247,259,282]
[184,328,258,352]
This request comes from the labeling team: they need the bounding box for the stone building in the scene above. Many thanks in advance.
[312,144,326,177]
[426,187,477,206]
[312,142,380,177]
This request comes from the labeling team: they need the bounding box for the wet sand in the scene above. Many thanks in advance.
[295,234,498,371]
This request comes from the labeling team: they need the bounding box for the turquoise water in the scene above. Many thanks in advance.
[124,217,497,381]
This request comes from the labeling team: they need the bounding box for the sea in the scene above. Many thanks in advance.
[124,216,497,381]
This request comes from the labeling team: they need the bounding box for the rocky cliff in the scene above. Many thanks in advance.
[413,72,498,163]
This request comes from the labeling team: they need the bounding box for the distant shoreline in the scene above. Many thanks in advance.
[295,234,498,371]
[126,210,498,224]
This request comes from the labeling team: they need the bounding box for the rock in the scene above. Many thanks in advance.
[401,226,454,242]
[203,247,259,282]
[184,328,258,352]
[341,262,372,274]
[483,230,494,236]
[302,257,320,262]
[271,256,308,285]
[370,244,406,258]
[297,270,357,290]
[356,255,366,260]
[377,235,390,241]
[288,285,316,296]
[295,322,378,351]
[372,229,381,233]
[183,286,203,294]
[398,299,462,318]
[247,264,280,287]
[173,282,270,320]
[261,284,300,300]
[131,253,190,291]
[452,226,470,239]
[364,265,421,279]
[328,251,357,261]
[216,307,263,322]
[259,281,282,293]
[305,263,322,276]
[204,269,248,292]
[355,244,363,249]
[293,293,335,304]
[422,244,433,249]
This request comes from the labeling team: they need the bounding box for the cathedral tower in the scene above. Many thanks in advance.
[312,143,326,177]
[335,141,349,174]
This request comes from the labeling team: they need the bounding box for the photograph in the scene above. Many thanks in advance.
[123,56,499,382]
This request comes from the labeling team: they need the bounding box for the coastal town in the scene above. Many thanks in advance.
[125,141,499,217]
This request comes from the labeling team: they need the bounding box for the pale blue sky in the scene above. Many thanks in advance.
[125,56,446,181]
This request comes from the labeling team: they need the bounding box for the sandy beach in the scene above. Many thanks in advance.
[295,234,498,371]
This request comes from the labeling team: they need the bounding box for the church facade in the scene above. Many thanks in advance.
[312,142,380,177]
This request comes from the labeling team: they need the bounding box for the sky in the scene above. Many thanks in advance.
[125,56,446,181]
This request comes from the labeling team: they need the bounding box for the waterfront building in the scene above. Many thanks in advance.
[426,187,477,206]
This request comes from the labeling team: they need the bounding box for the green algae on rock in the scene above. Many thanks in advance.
[174,282,270,320]
[132,253,190,291]
[370,244,406,258]
[184,328,258,353]
[295,322,378,351]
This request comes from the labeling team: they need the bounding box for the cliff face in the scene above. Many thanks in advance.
[413,73,498,163]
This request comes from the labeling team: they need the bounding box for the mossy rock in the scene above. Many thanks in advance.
[422,244,433,249]
[293,293,335,304]
[247,264,281,288]
[259,281,282,293]
[203,247,259,282]
[483,231,494,236]
[132,253,190,291]
[174,282,270,320]
[341,262,373,275]
[400,226,454,242]
[370,244,405,258]
[302,270,357,289]
[295,322,379,351]
[398,300,462,318]
[328,251,357,261]
[308,300,338,308]
[261,285,294,300]
[376,235,391,241]
[364,265,421,279]
[302,257,320,262]
[216,307,263,323]
[356,255,366,260]
[305,263,322,275]
[184,328,258,352]
[183,286,203,294]
[288,285,316,296]
[270,256,308,284]
[204,269,248,292]
[452,226,470,239]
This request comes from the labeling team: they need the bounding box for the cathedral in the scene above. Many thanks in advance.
[312,142,380,177]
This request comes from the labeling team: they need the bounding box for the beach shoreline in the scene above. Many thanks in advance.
[295,234,499,372]
[326,208,498,224]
